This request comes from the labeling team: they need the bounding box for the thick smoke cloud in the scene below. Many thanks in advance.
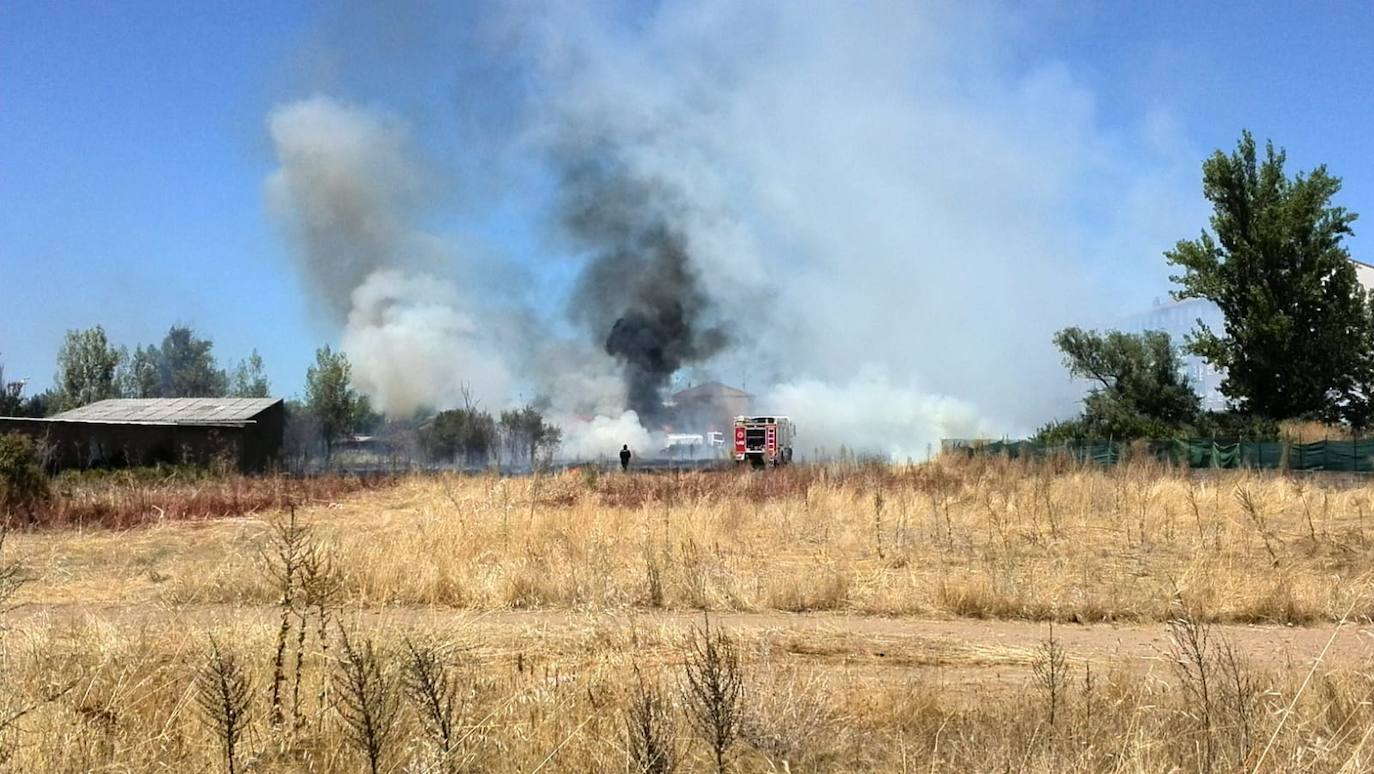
[561,160,728,424]
[264,2,1200,458]
[265,96,509,416]
[264,97,419,324]
[341,269,508,416]
[513,1,1199,453]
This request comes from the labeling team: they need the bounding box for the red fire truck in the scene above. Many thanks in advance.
[733,416,796,467]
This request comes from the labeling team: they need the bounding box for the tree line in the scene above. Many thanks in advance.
[1,325,268,417]
[1044,131,1374,441]
[1,329,562,468]
[417,403,562,469]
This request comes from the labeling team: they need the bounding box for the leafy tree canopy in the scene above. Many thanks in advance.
[499,405,561,468]
[120,345,161,399]
[1045,327,1201,440]
[156,326,227,398]
[1166,130,1371,422]
[304,346,371,461]
[229,350,271,399]
[53,326,122,411]
[421,406,498,466]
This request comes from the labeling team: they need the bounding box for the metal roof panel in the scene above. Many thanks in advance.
[52,398,280,425]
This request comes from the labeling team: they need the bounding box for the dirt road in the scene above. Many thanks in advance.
[16,604,1373,682]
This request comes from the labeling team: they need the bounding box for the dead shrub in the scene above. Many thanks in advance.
[332,624,400,774]
[194,637,253,774]
[402,637,468,772]
[626,665,678,774]
[263,505,311,729]
[682,616,745,773]
[1032,622,1070,731]
[740,664,837,768]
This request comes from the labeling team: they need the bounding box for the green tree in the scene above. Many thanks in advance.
[1166,131,1371,422]
[0,361,27,417]
[23,389,54,418]
[281,399,319,471]
[53,326,123,411]
[304,346,370,462]
[0,383,48,418]
[229,350,271,399]
[1045,327,1201,440]
[421,406,497,466]
[0,433,49,519]
[157,326,228,397]
[120,344,162,398]
[0,358,55,419]
[498,405,562,468]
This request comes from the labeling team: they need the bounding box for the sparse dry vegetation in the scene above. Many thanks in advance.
[19,457,1374,623]
[3,457,1374,770]
[32,468,393,528]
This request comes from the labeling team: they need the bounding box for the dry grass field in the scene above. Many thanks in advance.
[5,457,1374,771]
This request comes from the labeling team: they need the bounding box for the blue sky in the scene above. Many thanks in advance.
[3,1,1374,402]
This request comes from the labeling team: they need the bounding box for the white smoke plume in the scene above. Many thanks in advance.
[342,269,509,417]
[554,410,656,463]
[265,96,510,417]
[265,3,1199,459]
[769,369,998,462]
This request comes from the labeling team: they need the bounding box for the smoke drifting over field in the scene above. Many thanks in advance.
[265,2,1197,459]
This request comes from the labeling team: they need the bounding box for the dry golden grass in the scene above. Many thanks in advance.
[2,608,1374,771]
[3,458,1374,771]
[30,469,392,529]
[15,458,1374,623]
[1280,419,1358,442]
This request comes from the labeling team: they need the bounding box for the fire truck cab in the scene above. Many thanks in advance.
[733,416,796,468]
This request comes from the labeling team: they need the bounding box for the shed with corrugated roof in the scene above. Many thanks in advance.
[0,397,285,472]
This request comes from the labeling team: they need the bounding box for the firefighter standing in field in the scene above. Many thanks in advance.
[619,444,632,471]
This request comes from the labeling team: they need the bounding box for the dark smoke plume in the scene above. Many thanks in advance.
[563,159,728,426]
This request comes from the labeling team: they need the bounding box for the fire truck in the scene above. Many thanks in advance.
[733,416,795,467]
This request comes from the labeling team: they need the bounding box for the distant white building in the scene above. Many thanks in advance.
[1124,258,1374,411]
[1353,258,1374,290]
[1122,297,1227,409]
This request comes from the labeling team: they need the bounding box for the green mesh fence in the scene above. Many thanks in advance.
[945,438,1374,472]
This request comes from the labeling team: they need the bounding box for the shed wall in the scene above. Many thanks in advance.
[0,413,283,473]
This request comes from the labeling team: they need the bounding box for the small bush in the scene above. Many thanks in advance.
[0,434,49,520]
[1194,411,1282,441]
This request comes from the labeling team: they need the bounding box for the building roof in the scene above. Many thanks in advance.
[51,398,280,426]
[671,381,752,401]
